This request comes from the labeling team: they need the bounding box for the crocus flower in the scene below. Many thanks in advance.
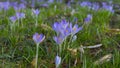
[84,14,92,23]
[19,3,26,9]
[71,24,83,35]
[48,0,54,3]
[31,0,35,8]
[9,16,17,23]
[55,55,61,68]
[32,9,40,16]
[72,35,77,42]
[0,1,10,10]
[13,3,26,11]
[33,33,45,45]
[10,2,18,8]
[52,20,69,36]
[60,19,69,29]
[61,26,71,37]
[40,3,49,7]
[53,35,65,45]
[16,12,25,20]
[53,19,83,37]
[80,1,92,9]
[92,3,100,11]
[52,22,60,34]
[102,2,114,13]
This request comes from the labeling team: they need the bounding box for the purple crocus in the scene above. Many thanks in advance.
[16,12,25,20]
[53,35,64,45]
[0,1,10,10]
[61,26,71,37]
[9,16,17,23]
[102,2,114,13]
[71,24,83,35]
[33,33,45,45]
[92,3,100,11]
[13,3,26,11]
[48,0,54,3]
[40,3,49,7]
[80,1,92,9]
[32,9,40,16]
[53,19,83,44]
[55,55,61,68]
[52,20,70,36]
[84,14,92,23]
[19,3,26,9]
[52,22,60,34]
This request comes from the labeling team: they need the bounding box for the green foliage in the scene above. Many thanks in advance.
[0,1,120,68]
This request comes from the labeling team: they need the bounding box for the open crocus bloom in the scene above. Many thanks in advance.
[33,33,45,45]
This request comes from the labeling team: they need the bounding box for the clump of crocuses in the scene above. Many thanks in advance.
[53,19,82,45]
[52,19,82,68]
[33,33,45,68]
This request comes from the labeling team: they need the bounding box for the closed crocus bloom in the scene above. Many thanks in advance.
[55,55,61,68]
[16,12,25,19]
[32,9,40,16]
[33,33,45,45]
[84,14,92,23]
[92,3,100,11]
[9,16,17,23]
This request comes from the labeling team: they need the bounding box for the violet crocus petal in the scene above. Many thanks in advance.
[52,22,60,33]
[60,19,69,29]
[53,35,64,45]
[19,3,26,9]
[33,33,45,45]
[16,12,25,19]
[102,2,114,13]
[92,3,100,11]
[1,1,10,10]
[72,24,82,35]
[84,14,92,23]
[32,9,40,16]
[9,16,17,23]
[80,1,92,8]
[61,26,71,37]
[55,55,61,68]
[10,2,18,7]
[40,3,49,7]
[48,0,54,3]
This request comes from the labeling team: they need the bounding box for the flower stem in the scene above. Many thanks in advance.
[35,16,38,27]
[35,44,39,68]
[68,35,73,48]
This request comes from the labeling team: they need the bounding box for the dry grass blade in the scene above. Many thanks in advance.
[83,44,102,49]
[94,54,112,65]
[67,48,77,56]
[108,29,120,34]
[41,24,53,31]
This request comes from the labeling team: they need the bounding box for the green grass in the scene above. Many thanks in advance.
[0,2,120,68]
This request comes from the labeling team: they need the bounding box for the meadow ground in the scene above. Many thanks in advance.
[0,0,120,68]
